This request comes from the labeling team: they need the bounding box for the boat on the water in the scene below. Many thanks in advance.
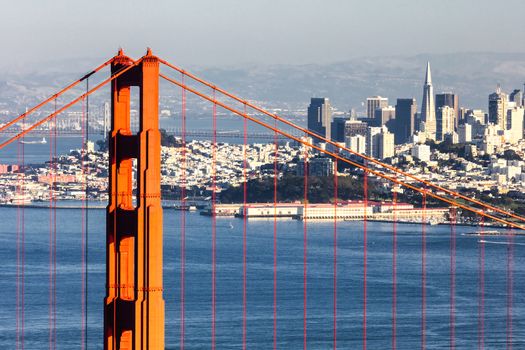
[9,194,32,205]
[20,137,47,145]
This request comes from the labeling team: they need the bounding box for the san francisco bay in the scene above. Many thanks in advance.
[0,205,524,349]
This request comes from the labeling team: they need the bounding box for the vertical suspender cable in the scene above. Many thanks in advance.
[392,181,397,350]
[242,104,247,350]
[333,159,338,350]
[21,118,26,350]
[363,163,368,350]
[273,118,278,350]
[81,96,86,349]
[85,78,89,350]
[16,128,21,350]
[180,73,187,350]
[421,191,427,350]
[450,206,457,350]
[53,98,58,350]
[303,138,308,350]
[479,212,485,350]
[48,99,55,350]
[211,88,217,350]
[506,229,513,349]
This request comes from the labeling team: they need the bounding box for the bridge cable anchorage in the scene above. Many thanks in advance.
[0,57,114,134]
[421,191,427,350]
[158,73,525,231]
[0,59,144,151]
[479,211,485,349]
[242,103,248,350]
[180,71,187,350]
[363,164,368,350]
[158,59,525,225]
[303,135,308,350]
[273,116,279,350]
[450,206,457,350]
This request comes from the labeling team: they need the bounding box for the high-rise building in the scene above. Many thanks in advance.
[509,89,523,108]
[345,134,366,154]
[366,96,388,119]
[344,119,368,138]
[436,92,459,129]
[420,62,436,140]
[307,98,332,142]
[394,98,417,144]
[436,106,455,141]
[378,130,395,159]
[488,86,508,130]
[506,107,524,144]
[372,106,396,128]
[458,123,472,143]
[366,126,394,159]
[331,116,349,142]
[366,127,381,157]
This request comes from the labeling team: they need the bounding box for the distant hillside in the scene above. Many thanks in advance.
[1,52,524,116]
[195,52,525,112]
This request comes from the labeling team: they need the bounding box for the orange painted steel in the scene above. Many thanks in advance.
[160,73,525,231]
[0,59,141,151]
[105,50,164,350]
[0,57,115,134]
[159,59,525,225]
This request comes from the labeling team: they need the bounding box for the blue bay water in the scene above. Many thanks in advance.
[0,136,87,165]
[0,206,524,349]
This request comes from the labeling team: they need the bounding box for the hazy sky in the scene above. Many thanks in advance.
[1,0,524,68]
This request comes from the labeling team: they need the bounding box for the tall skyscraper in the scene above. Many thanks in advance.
[331,116,349,142]
[344,119,368,137]
[307,97,332,142]
[436,106,455,141]
[372,106,396,128]
[378,130,395,159]
[509,89,523,107]
[436,92,459,128]
[394,98,417,144]
[506,107,524,144]
[366,126,394,159]
[345,134,366,154]
[420,62,436,140]
[488,86,508,130]
[366,96,388,119]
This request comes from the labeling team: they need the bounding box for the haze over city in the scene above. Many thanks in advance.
[2,0,525,68]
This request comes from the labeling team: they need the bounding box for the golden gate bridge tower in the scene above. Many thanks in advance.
[105,49,164,349]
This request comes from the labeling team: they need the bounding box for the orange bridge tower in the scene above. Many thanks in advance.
[105,49,164,350]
